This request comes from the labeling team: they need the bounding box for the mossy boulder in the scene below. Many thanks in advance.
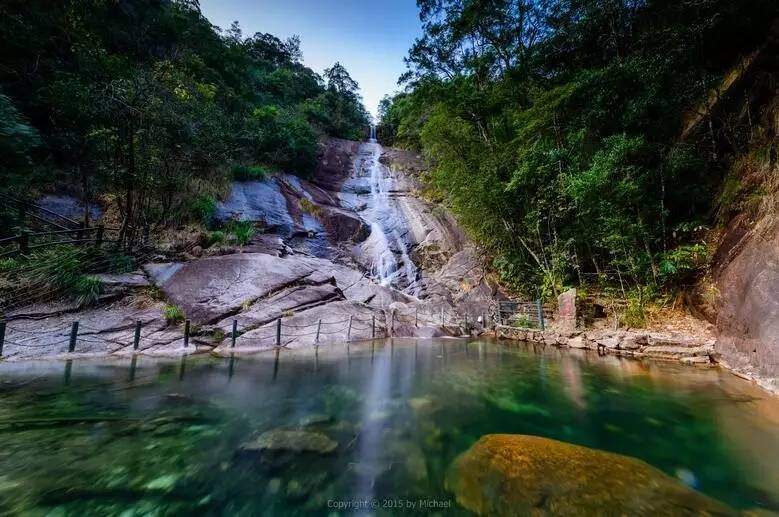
[445,434,735,516]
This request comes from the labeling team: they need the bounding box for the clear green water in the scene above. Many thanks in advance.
[0,339,777,515]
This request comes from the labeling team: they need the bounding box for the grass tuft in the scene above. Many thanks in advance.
[164,304,185,325]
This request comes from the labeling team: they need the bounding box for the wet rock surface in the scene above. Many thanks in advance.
[496,326,717,365]
[240,430,338,455]
[7,138,500,358]
[446,434,735,516]
[1,301,197,360]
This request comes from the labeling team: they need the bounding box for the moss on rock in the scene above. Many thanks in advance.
[445,434,735,516]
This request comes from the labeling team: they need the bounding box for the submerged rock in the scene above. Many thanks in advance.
[445,434,735,516]
[240,430,338,455]
[407,397,434,415]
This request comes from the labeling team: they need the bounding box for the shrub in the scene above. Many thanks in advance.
[164,304,185,324]
[0,246,142,308]
[0,258,19,272]
[206,230,226,247]
[658,243,708,284]
[232,165,270,182]
[105,252,135,274]
[24,246,85,294]
[622,300,646,328]
[226,220,255,246]
[192,196,217,227]
[512,314,536,329]
[73,276,103,307]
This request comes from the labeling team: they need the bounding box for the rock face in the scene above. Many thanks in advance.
[496,326,716,365]
[164,139,500,349]
[2,300,196,360]
[446,434,734,516]
[5,138,500,358]
[712,217,779,393]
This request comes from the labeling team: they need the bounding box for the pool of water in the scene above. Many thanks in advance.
[0,339,777,515]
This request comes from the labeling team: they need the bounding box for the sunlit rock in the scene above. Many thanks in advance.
[445,434,735,516]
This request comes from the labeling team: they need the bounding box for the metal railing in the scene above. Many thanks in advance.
[496,300,552,330]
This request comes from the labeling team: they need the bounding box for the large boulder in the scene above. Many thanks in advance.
[216,180,293,233]
[146,253,317,323]
[312,138,361,190]
[445,434,734,516]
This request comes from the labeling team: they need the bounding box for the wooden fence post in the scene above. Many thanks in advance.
[133,321,141,350]
[0,320,5,357]
[371,315,376,338]
[231,320,238,348]
[95,225,105,248]
[18,232,28,255]
[536,299,545,331]
[183,319,191,348]
[315,319,322,344]
[390,310,395,337]
[415,308,418,327]
[68,321,79,352]
[276,318,281,347]
[347,315,352,342]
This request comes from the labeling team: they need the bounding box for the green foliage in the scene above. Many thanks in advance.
[0,245,138,309]
[382,0,778,297]
[105,253,136,274]
[164,304,185,325]
[622,293,649,329]
[73,276,104,307]
[206,230,226,247]
[0,258,19,273]
[225,221,256,246]
[512,314,535,329]
[0,93,40,233]
[658,244,709,283]
[24,247,87,295]
[232,165,270,182]
[0,2,369,231]
[192,196,217,227]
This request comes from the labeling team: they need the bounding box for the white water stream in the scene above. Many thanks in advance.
[348,135,418,293]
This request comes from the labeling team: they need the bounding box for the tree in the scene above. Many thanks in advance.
[387,0,779,296]
[0,0,370,238]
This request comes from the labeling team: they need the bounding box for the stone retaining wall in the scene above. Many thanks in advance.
[495,325,716,365]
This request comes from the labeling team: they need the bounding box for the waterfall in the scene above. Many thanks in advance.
[369,124,377,142]
[355,141,418,292]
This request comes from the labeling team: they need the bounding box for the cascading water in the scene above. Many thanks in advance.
[366,143,417,290]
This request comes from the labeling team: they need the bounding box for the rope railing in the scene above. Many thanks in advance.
[0,301,528,358]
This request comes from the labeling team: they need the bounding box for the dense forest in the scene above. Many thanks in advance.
[0,0,369,236]
[379,0,779,317]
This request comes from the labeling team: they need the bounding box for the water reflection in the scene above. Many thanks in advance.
[0,339,776,515]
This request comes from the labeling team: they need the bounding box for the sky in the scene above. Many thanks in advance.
[199,0,422,119]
